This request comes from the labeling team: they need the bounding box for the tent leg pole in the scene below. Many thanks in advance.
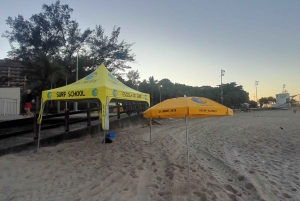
[103,130,106,145]
[185,116,190,191]
[37,101,45,149]
[37,123,41,149]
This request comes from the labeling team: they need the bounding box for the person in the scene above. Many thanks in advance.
[24,89,34,117]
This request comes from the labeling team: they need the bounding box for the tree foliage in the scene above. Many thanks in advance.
[124,74,250,107]
[2,0,135,93]
[258,96,276,108]
[126,69,140,86]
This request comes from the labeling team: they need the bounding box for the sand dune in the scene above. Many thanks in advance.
[0,110,299,201]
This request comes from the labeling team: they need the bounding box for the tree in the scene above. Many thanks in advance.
[2,0,135,92]
[249,100,258,108]
[86,25,135,73]
[258,97,269,108]
[267,96,276,104]
[148,76,158,106]
[158,79,174,100]
[126,69,140,87]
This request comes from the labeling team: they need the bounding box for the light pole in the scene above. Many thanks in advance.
[66,77,68,110]
[137,81,141,91]
[74,49,85,111]
[255,80,259,102]
[221,69,225,104]
[74,51,80,111]
[159,85,162,102]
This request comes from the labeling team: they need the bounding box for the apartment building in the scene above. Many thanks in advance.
[0,59,26,90]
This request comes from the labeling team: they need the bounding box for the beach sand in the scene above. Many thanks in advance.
[0,110,299,201]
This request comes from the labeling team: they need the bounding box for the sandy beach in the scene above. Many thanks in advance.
[0,110,299,201]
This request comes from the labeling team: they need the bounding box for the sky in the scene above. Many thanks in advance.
[0,0,299,100]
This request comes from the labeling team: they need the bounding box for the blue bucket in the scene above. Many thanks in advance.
[106,132,116,138]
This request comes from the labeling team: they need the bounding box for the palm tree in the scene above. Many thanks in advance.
[148,76,158,106]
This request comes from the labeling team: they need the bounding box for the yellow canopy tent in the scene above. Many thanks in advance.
[36,64,150,147]
[143,96,233,188]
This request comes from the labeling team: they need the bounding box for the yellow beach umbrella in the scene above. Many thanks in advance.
[143,96,233,187]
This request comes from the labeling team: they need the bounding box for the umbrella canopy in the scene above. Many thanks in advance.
[143,96,233,119]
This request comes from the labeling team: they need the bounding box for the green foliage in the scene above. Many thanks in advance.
[267,96,276,103]
[258,97,270,108]
[2,0,135,91]
[121,74,250,107]
[248,100,258,108]
[126,69,140,87]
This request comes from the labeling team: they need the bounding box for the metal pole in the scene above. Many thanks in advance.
[256,85,257,102]
[159,88,161,102]
[150,119,152,145]
[103,130,106,145]
[220,69,225,104]
[37,123,41,149]
[65,109,69,132]
[87,102,91,126]
[221,75,223,104]
[76,51,79,82]
[185,115,190,190]
[65,78,68,110]
[255,81,259,102]
[74,52,79,111]
[159,85,162,102]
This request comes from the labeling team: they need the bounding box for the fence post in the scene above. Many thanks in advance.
[136,102,140,114]
[117,102,120,119]
[35,96,39,113]
[57,101,60,113]
[87,103,91,126]
[128,102,131,116]
[33,113,39,139]
[3,99,6,116]
[65,109,69,132]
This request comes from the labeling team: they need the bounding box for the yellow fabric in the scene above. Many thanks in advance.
[38,64,150,129]
[40,64,150,103]
[143,97,233,119]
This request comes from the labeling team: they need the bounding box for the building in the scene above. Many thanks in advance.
[0,59,26,91]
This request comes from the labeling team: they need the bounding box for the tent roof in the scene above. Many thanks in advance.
[44,64,143,93]
[41,64,150,104]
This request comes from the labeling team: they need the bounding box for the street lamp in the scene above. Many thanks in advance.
[255,80,259,102]
[159,85,162,102]
[221,69,225,104]
[74,49,84,111]
[137,81,141,91]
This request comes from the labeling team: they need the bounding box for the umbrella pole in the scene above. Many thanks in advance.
[103,130,106,145]
[185,115,190,191]
[149,118,152,145]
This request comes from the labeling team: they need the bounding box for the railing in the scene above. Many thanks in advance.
[0,98,18,116]
[0,102,148,139]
